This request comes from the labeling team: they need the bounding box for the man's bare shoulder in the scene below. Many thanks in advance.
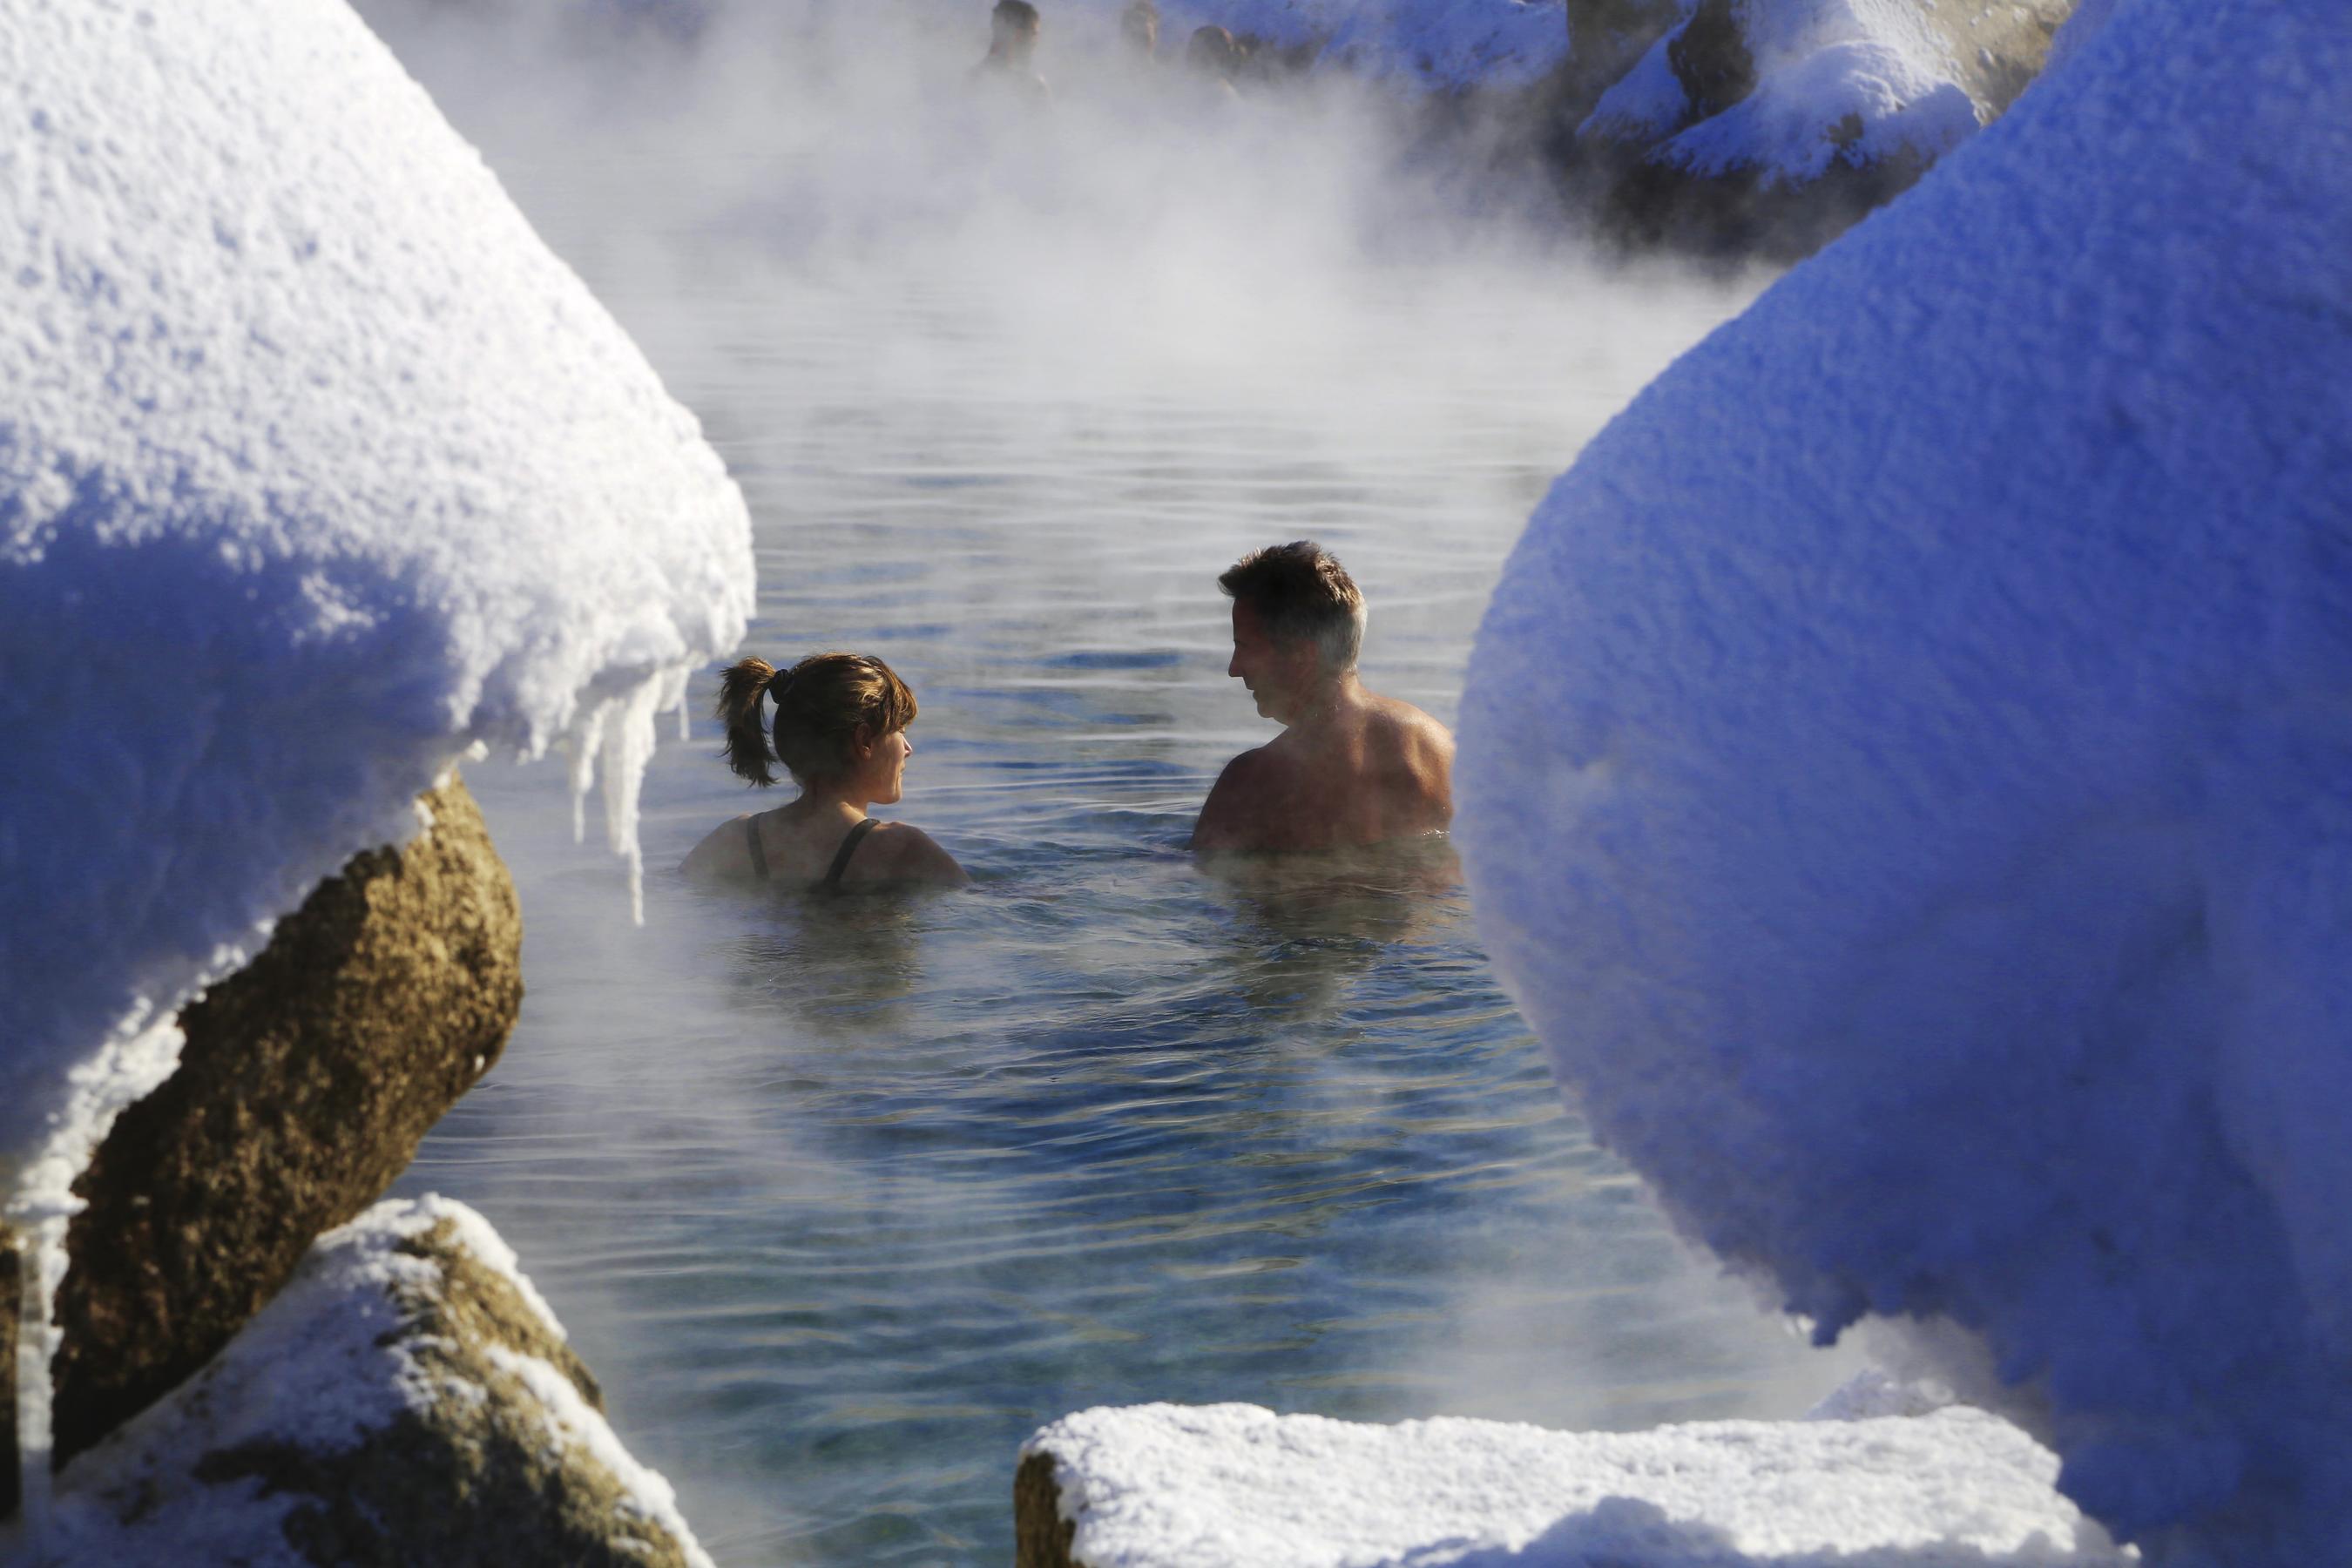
[1193,744,1294,850]
[1363,693,1456,754]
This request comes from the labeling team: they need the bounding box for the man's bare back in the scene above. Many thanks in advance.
[1193,686,1453,852]
[1191,542,1456,855]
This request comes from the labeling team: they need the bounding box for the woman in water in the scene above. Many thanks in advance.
[682,653,966,889]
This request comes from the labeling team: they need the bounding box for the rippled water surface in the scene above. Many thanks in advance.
[393,110,1860,1565]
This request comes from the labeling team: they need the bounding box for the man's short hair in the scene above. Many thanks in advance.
[993,0,1040,30]
[1219,540,1366,670]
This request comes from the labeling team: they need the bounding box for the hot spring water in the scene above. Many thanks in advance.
[381,26,1867,1563]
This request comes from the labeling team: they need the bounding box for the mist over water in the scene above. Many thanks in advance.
[367,2,1862,1561]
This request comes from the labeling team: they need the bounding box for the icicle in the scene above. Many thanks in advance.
[659,664,693,744]
[562,700,611,846]
[557,661,694,923]
[598,676,664,926]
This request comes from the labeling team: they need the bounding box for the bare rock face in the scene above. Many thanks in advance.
[1015,1451,1080,1568]
[45,1199,713,1567]
[44,775,521,1472]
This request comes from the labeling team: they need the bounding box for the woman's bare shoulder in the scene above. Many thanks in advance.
[855,820,968,887]
[681,812,757,881]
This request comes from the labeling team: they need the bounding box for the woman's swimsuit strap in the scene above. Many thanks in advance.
[821,817,881,891]
[745,814,771,881]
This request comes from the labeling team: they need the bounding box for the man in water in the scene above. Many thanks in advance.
[1193,541,1456,852]
[971,0,1051,102]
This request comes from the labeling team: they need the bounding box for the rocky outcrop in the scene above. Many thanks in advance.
[1548,0,2077,256]
[44,1199,713,1567]
[0,774,720,1563]
[3,775,520,1501]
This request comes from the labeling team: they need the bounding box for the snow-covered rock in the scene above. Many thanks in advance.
[1,0,747,1529]
[1461,0,2351,1558]
[47,776,521,1477]
[32,1197,713,1568]
[0,0,748,1419]
[1571,0,2072,253]
[1016,1402,2128,1566]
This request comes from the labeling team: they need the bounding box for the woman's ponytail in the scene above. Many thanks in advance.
[717,652,917,788]
[716,656,781,787]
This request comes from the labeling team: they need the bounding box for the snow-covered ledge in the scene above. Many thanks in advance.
[43,1197,715,1566]
[1,0,750,1532]
[1016,1399,2130,1567]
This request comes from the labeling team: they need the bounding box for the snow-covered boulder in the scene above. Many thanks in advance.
[36,1197,713,1568]
[1,0,747,1535]
[1577,0,2072,251]
[1015,1402,2128,1566]
[0,0,749,1186]
[1461,0,2351,1558]
[45,776,520,1477]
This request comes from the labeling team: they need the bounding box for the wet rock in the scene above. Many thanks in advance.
[44,775,521,1472]
[44,1198,713,1567]
[1016,1450,1080,1568]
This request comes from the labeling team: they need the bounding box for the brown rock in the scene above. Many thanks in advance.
[45,775,521,1472]
[193,1216,685,1568]
[1,1233,16,1519]
[1015,1450,1081,1568]
[50,1202,707,1565]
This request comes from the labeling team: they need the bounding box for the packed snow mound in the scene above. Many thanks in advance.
[1460,0,2350,1560]
[42,1196,716,1566]
[1024,1401,2127,1565]
[0,0,751,1188]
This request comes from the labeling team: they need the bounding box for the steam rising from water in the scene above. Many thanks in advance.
[361,0,1740,401]
[366,4,1854,1563]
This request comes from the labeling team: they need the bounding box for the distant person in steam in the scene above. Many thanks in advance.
[1119,0,1159,60]
[1184,24,1243,99]
[971,0,1051,103]
[1193,542,1456,853]
[684,653,965,890]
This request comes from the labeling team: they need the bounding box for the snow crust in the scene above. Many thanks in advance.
[35,1196,714,1567]
[1025,1402,2126,1566]
[1658,1,1981,185]
[1460,0,2352,1558]
[0,0,748,1226]
[1578,21,1689,144]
